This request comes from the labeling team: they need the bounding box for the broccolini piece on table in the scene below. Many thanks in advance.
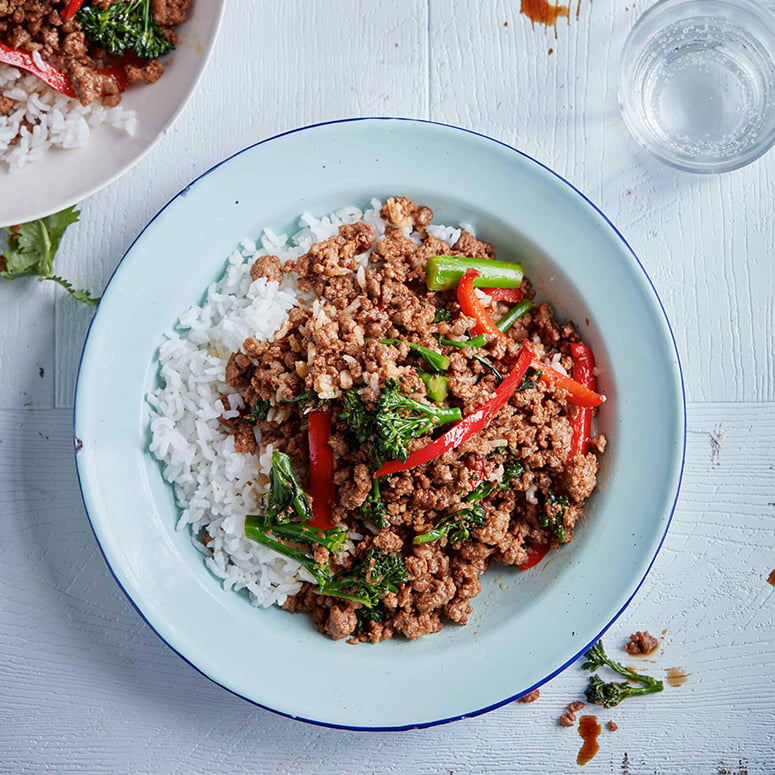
[581,640,664,708]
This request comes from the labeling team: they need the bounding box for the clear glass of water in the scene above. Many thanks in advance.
[619,0,775,172]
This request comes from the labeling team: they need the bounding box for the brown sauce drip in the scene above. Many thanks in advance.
[520,0,570,27]
[577,715,602,765]
[767,569,775,586]
[665,667,690,687]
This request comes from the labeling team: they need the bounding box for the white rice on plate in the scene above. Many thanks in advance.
[0,63,137,172]
[147,200,468,608]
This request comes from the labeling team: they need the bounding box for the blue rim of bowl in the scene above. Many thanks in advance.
[73,116,687,732]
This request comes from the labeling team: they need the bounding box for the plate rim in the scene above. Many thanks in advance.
[73,116,687,731]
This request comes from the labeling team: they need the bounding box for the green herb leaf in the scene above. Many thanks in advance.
[1,206,79,280]
[1,208,100,306]
[517,367,542,392]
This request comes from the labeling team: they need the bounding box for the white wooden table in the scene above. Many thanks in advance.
[2,2,774,773]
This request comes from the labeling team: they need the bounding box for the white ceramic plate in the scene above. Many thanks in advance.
[74,118,685,730]
[0,1,225,227]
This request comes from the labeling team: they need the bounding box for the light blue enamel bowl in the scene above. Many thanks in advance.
[74,118,685,730]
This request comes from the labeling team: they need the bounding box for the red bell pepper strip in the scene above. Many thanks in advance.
[481,287,523,304]
[0,42,130,99]
[99,65,131,92]
[457,269,507,340]
[307,408,336,530]
[375,346,533,477]
[523,341,604,408]
[567,342,597,461]
[0,42,76,98]
[61,0,85,21]
[468,458,485,489]
[518,544,550,570]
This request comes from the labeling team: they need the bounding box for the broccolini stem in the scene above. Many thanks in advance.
[496,300,533,333]
[582,640,661,688]
[436,334,487,348]
[379,339,450,372]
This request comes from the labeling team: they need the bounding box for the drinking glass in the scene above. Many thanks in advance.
[619,0,775,172]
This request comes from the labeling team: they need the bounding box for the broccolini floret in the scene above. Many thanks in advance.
[374,379,462,464]
[77,0,174,60]
[245,453,407,608]
[341,380,461,466]
[360,478,388,529]
[341,388,375,447]
[413,503,486,545]
[581,640,664,708]
[318,549,408,608]
[244,452,346,586]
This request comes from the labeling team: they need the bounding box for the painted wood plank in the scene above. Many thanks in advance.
[1,403,773,773]
[53,0,429,408]
[0,278,55,409]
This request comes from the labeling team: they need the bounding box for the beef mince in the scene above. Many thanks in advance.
[225,197,607,643]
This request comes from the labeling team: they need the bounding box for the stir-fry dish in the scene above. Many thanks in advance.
[216,197,607,642]
[0,0,189,106]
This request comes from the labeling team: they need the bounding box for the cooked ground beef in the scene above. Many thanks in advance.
[0,0,189,105]
[225,196,607,643]
[624,630,659,656]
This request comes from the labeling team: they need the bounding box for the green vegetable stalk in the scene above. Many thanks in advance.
[0,207,99,305]
[418,371,449,403]
[379,338,450,372]
[245,453,407,610]
[436,334,487,349]
[426,255,524,291]
[496,300,533,333]
[341,380,461,467]
[413,503,485,545]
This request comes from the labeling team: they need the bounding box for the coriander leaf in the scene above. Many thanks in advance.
[48,275,100,307]
[1,206,79,280]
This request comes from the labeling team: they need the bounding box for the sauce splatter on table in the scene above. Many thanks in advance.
[577,715,602,765]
